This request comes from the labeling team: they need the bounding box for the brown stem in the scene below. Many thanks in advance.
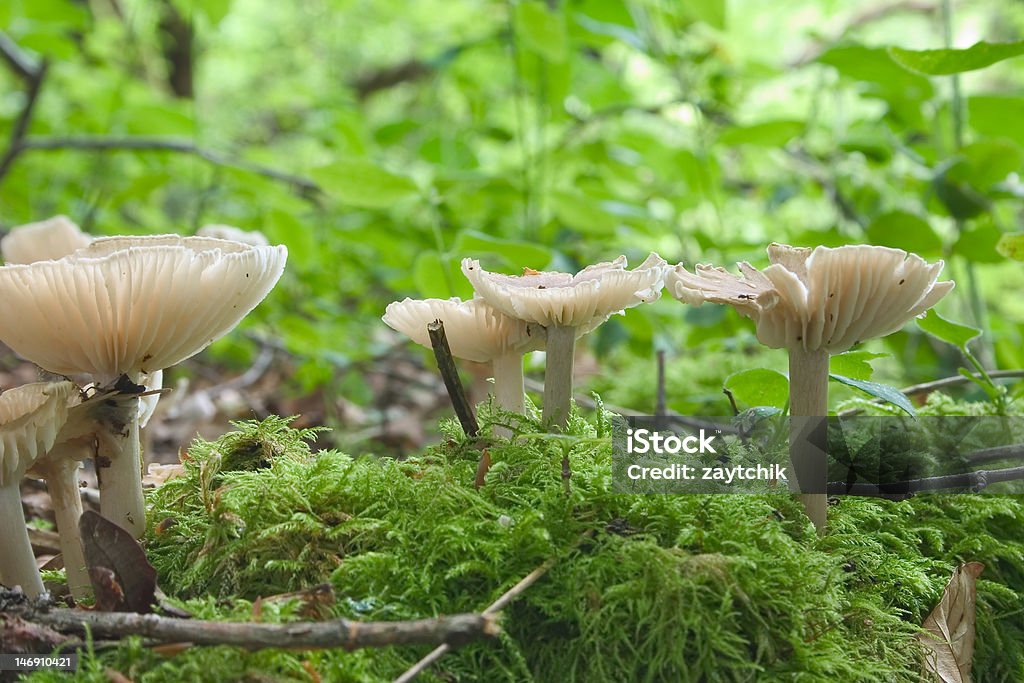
[427,320,479,438]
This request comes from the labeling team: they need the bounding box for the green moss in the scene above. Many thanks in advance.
[31,411,1024,682]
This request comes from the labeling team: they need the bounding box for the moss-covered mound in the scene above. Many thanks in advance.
[33,410,1024,682]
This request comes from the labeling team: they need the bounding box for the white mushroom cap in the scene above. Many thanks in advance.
[0,234,287,384]
[383,297,543,362]
[197,224,270,247]
[668,243,954,353]
[461,253,668,329]
[0,381,78,485]
[2,215,92,264]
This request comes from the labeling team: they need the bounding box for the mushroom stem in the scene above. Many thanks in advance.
[95,398,145,538]
[0,483,44,597]
[542,325,576,429]
[492,352,525,437]
[788,346,830,535]
[37,455,90,601]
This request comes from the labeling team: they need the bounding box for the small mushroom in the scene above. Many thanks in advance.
[668,243,953,532]
[383,297,543,435]
[0,234,288,537]
[1,215,92,264]
[0,381,77,597]
[463,253,668,428]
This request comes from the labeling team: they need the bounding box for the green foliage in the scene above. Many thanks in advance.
[889,40,1024,75]
[33,415,1022,681]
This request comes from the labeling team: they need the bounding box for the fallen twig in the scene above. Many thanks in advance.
[427,320,479,438]
[1,600,497,652]
[829,464,1024,497]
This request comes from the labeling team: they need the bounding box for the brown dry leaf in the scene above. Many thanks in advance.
[918,562,984,683]
[142,463,186,488]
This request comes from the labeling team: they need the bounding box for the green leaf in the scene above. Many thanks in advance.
[996,233,1024,262]
[454,231,551,269]
[515,1,568,63]
[916,310,981,350]
[550,191,618,235]
[718,120,803,147]
[724,369,789,410]
[952,220,1003,264]
[818,45,933,101]
[932,158,990,220]
[829,351,888,382]
[864,211,942,256]
[829,374,916,416]
[682,0,725,30]
[412,251,466,299]
[311,160,419,209]
[969,96,1024,148]
[264,210,316,269]
[888,40,1024,76]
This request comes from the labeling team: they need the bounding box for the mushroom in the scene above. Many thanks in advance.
[0,381,77,597]
[668,243,953,532]
[0,234,288,537]
[1,215,92,264]
[383,297,543,434]
[463,253,668,428]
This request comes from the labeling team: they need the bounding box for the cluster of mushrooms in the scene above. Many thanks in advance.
[385,244,953,533]
[0,216,286,600]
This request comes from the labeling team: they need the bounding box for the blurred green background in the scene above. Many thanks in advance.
[2,0,1024,449]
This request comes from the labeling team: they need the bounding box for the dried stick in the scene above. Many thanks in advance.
[395,556,559,683]
[427,320,479,438]
[829,464,1024,496]
[7,607,496,652]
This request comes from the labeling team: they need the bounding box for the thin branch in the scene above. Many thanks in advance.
[900,369,1024,396]
[13,136,320,197]
[395,551,564,683]
[0,31,38,81]
[0,57,48,186]
[3,603,497,652]
[427,320,479,438]
[829,464,1024,496]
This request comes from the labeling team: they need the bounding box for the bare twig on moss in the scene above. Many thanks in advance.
[829,464,1024,497]
[427,319,479,438]
[10,136,320,197]
[395,555,560,683]
[1,603,497,652]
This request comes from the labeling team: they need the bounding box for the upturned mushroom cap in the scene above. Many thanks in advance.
[2,216,92,264]
[0,234,287,383]
[383,297,543,362]
[461,253,668,329]
[668,243,954,353]
[0,382,78,485]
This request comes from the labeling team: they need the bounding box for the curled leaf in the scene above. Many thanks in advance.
[918,562,984,683]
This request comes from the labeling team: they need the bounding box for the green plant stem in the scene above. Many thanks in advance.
[789,346,830,535]
[543,325,575,429]
[0,483,44,597]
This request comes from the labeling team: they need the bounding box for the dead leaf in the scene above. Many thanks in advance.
[79,511,156,613]
[918,562,984,683]
[142,463,186,488]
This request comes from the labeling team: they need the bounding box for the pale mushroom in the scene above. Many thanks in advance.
[0,234,288,537]
[0,381,77,597]
[463,253,668,428]
[668,243,953,532]
[1,215,92,264]
[383,297,543,434]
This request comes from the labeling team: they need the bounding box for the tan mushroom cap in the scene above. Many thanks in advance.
[0,234,287,383]
[668,243,954,353]
[461,253,668,329]
[383,297,543,362]
[2,215,92,264]
[0,382,78,485]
